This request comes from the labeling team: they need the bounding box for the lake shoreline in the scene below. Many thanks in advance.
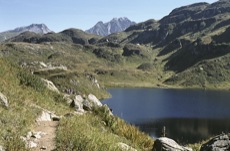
[103,88,230,146]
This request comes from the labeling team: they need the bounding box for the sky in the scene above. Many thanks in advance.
[0,0,218,32]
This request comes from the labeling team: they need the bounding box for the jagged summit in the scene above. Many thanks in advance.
[0,24,53,42]
[86,17,136,36]
[12,24,52,34]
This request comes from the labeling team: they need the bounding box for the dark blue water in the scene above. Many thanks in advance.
[103,88,230,144]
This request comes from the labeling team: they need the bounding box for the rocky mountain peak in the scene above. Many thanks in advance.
[0,23,53,42]
[86,17,136,36]
[12,24,52,34]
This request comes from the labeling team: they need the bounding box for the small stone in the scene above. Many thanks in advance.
[27,141,37,148]
[32,132,42,139]
[51,114,61,121]
[0,92,9,108]
[117,142,137,151]
[27,131,33,138]
[40,146,47,150]
[36,111,52,121]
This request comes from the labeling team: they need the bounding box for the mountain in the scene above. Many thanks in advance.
[7,28,101,45]
[86,17,136,36]
[0,24,52,42]
[2,0,230,90]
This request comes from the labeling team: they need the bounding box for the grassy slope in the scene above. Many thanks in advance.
[0,58,154,150]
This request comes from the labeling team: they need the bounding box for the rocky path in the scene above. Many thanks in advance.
[32,121,58,151]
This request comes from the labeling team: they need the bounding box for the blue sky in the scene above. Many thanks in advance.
[0,0,217,32]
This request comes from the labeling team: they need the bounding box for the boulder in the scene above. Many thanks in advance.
[36,110,60,121]
[88,94,102,107]
[0,92,9,108]
[82,99,92,111]
[36,111,52,121]
[117,142,137,151]
[70,95,84,112]
[41,78,59,93]
[152,137,192,151]
[200,134,230,151]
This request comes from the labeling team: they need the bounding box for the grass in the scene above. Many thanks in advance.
[56,106,154,151]
[0,57,155,151]
[0,58,71,150]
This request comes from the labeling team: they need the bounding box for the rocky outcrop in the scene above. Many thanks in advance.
[88,94,102,107]
[86,17,136,36]
[117,142,137,151]
[0,92,9,108]
[70,95,84,113]
[152,137,192,151]
[41,78,59,93]
[200,133,230,151]
[70,94,102,113]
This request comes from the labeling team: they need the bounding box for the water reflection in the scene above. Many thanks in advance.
[103,88,230,143]
[136,118,230,144]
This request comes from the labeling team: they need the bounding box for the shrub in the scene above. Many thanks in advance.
[17,70,46,92]
[137,63,153,71]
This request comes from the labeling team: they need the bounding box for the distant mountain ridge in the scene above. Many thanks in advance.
[0,24,52,42]
[86,17,136,36]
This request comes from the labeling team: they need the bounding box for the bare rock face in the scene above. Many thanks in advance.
[152,137,192,151]
[200,134,230,151]
[0,92,9,108]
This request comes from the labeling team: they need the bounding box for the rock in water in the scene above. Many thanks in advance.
[0,92,9,108]
[152,137,192,151]
[200,134,230,151]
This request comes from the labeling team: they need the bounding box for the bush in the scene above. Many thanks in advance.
[137,63,153,71]
[17,70,46,92]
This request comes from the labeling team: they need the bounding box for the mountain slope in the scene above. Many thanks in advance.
[2,0,230,90]
[0,24,52,43]
[86,17,136,36]
[7,28,102,45]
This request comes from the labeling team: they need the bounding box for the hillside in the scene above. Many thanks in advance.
[3,0,230,90]
[1,0,230,150]
[0,57,153,150]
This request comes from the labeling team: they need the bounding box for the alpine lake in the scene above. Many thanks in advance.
[103,88,230,144]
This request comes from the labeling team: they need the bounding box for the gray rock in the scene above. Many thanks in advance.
[0,92,9,108]
[0,145,5,151]
[41,78,59,93]
[70,95,84,112]
[153,137,192,151]
[88,94,102,107]
[117,142,137,151]
[200,134,230,151]
[82,99,92,111]
[36,111,52,121]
